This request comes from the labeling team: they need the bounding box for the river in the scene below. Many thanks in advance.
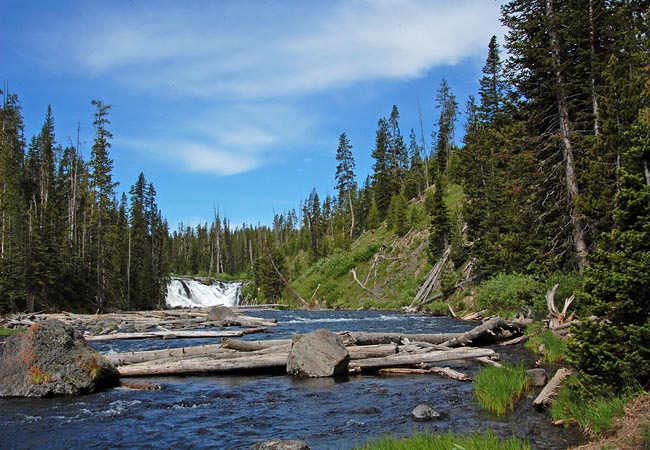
[0,310,586,449]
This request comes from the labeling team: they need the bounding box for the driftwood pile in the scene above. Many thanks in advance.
[108,316,526,379]
[1,307,276,341]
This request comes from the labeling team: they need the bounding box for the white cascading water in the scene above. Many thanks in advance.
[166,277,242,308]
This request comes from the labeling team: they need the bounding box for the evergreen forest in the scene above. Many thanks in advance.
[1,1,648,395]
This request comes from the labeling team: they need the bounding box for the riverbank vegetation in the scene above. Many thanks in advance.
[358,430,530,450]
[1,0,648,447]
[474,364,531,416]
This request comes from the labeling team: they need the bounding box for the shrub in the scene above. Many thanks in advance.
[475,273,543,317]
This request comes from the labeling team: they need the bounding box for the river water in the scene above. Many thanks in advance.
[0,310,586,449]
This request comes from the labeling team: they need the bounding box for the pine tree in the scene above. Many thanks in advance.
[433,79,458,177]
[0,90,27,313]
[371,118,397,218]
[571,121,650,394]
[386,193,409,236]
[334,132,357,240]
[88,99,118,311]
[24,106,61,310]
[478,36,508,124]
[427,174,451,263]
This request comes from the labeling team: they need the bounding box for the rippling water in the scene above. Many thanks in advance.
[0,310,586,449]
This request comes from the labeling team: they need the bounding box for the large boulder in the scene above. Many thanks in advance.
[0,320,120,397]
[287,329,350,378]
[207,305,235,321]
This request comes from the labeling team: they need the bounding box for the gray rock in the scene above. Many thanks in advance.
[287,329,350,378]
[527,368,548,387]
[207,305,235,321]
[0,320,120,397]
[251,440,310,450]
[412,404,442,421]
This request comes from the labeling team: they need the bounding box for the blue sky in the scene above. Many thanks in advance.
[3,0,506,229]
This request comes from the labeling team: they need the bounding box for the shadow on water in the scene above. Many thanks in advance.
[0,310,586,449]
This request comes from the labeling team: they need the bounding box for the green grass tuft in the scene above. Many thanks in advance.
[474,364,531,416]
[550,378,630,437]
[0,326,24,336]
[356,430,530,450]
[525,329,568,364]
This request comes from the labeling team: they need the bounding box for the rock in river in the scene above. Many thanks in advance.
[287,328,350,378]
[412,404,442,421]
[0,319,120,397]
[251,440,310,450]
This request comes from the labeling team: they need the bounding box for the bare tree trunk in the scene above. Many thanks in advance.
[547,0,588,273]
[347,190,355,241]
[589,0,601,136]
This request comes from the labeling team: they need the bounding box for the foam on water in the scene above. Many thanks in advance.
[166,277,242,308]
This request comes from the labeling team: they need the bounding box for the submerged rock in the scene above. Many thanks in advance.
[412,404,442,421]
[287,328,350,378]
[0,319,120,397]
[251,440,310,450]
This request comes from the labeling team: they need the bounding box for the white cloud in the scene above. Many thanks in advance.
[43,0,502,99]
[29,0,504,178]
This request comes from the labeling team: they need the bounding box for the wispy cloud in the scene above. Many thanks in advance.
[41,0,501,99]
[28,0,503,176]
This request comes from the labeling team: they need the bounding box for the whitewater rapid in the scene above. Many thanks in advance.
[166,278,242,308]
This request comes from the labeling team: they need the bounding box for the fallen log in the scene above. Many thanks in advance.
[442,317,525,348]
[378,366,471,381]
[106,343,234,366]
[221,338,292,351]
[349,347,496,372]
[533,368,572,407]
[340,331,463,346]
[118,352,289,377]
[84,328,265,341]
[498,335,530,346]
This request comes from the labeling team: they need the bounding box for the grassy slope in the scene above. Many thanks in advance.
[289,184,464,310]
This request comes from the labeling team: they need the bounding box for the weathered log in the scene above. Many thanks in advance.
[118,352,289,377]
[378,366,471,381]
[498,335,530,346]
[340,331,462,346]
[408,246,451,311]
[84,328,265,341]
[221,338,292,351]
[106,344,234,366]
[533,368,572,407]
[349,347,496,372]
[350,268,384,300]
[546,284,576,332]
[442,317,525,348]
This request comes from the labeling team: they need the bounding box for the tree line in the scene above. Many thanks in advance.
[0,98,169,313]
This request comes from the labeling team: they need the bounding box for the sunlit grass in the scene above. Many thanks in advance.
[550,378,630,437]
[474,364,531,416]
[0,327,24,336]
[525,329,568,364]
[357,430,530,450]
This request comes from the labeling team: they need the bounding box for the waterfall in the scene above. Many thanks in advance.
[166,277,242,308]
